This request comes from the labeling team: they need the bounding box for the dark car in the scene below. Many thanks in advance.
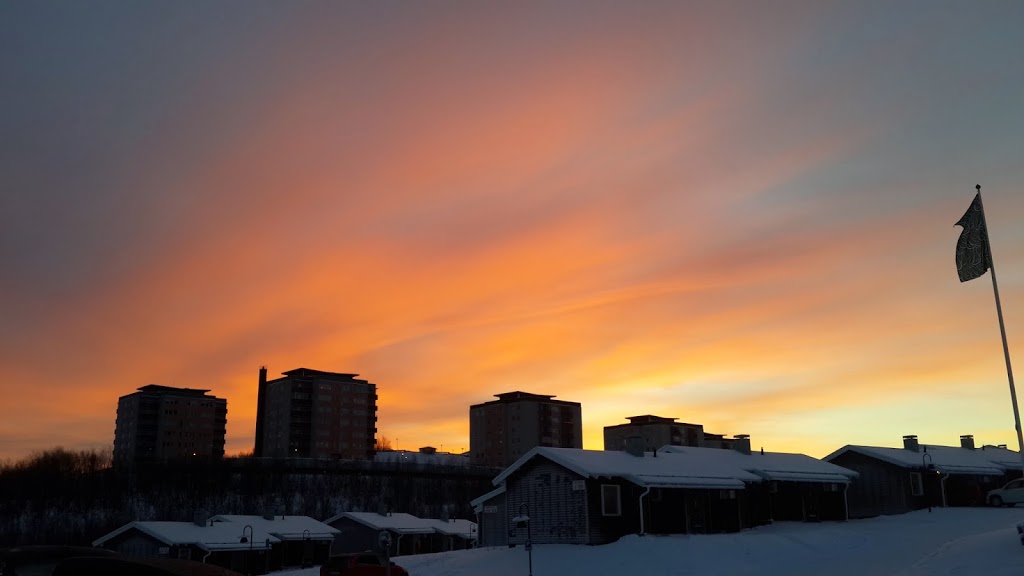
[320,552,409,576]
[0,546,117,576]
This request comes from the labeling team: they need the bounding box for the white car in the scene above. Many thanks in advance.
[987,479,1024,507]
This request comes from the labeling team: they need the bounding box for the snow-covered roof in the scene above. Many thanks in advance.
[427,518,477,539]
[325,512,439,534]
[324,512,477,538]
[374,450,471,467]
[823,444,1016,475]
[491,446,775,490]
[209,515,339,541]
[93,521,277,551]
[658,446,858,483]
[470,485,506,511]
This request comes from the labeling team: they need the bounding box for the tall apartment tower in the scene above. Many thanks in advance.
[113,385,227,467]
[603,415,705,452]
[254,367,377,459]
[469,391,582,467]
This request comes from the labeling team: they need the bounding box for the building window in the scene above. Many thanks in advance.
[601,484,621,516]
[910,472,923,496]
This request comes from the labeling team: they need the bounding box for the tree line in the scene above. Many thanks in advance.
[0,447,494,547]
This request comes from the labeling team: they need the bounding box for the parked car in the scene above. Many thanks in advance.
[987,478,1024,507]
[320,552,408,576]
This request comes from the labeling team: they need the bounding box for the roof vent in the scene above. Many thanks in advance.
[902,435,919,452]
[624,435,645,457]
[960,435,975,450]
[732,435,751,455]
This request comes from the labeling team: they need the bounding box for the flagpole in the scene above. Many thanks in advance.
[975,184,1024,477]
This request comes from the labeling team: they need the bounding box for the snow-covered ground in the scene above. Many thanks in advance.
[280,508,1024,576]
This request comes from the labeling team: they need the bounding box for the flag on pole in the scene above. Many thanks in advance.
[955,192,991,282]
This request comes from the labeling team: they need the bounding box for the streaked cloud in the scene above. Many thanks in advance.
[2,1,1024,461]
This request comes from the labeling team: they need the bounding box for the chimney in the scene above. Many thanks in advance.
[960,435,975,450]
[193,511,208,527]
[902,435,919,452]
[254,366,268,457]
[624,435,645,457]
[732,434,751,455]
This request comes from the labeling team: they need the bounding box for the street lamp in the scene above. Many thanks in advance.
[511,503,532,576]
[922,453,935,513]
[240,525,254,575]
[302,529,311,568]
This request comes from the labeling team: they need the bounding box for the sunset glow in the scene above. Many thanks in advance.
[3,1,1024,462]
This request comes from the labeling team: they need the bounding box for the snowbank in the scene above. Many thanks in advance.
[279,508,1024,576]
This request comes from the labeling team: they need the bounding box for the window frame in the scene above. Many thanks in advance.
[909,472,924,496]
[601,484,622,517]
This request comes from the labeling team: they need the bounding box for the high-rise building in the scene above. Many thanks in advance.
[113,384,227,466]
[254,367,377,459]
[603,415,706,452]
[469,391,582,467]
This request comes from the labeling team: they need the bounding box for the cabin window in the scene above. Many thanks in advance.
[601,484,621,516]
[910,472,923,496]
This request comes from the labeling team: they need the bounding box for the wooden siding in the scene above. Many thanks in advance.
[829,451,924,518]
[107,532,165,557]
[477,491,508,547]
[328,517,380,555]
[505,458,590,545]
[585,477,639,544]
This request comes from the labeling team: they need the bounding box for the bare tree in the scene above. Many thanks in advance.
[374,436,393,451]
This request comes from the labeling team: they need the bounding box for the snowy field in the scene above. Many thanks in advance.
[280,508,1024,576]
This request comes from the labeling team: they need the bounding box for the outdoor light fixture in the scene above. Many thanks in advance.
[922,454,935,513]
[511,503,533,576]
[240,525,254,576]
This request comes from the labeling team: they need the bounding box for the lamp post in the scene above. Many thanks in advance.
[922,453,934,513]
[240,525,254,575]
[512,503,532,576]
[302,529,311,568]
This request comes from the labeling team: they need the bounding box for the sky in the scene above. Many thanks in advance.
[3,1,1024,462]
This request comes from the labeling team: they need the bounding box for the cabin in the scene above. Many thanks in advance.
[472,437,856,546]
[324,512,477,556]
[93,513,338,574]
[825,434,1022,518]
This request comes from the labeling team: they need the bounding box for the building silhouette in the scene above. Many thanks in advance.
[254,367,377,459]
[603,415,736,452]
[113,384,227,466]
[469,391,582,467]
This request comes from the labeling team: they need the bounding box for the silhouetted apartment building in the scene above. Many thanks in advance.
[254,367,377,459]
[113,385,227,466]
[603,415,736,452]
[604,415,705,452]
[469,391,582,467]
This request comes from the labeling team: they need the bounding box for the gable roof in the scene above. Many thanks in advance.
[824,443,1017,475]
[323,512,477,538]
[93,521,276,551]
[208,515,338,541]
[426,518,477,539]
[470,485,506,511]
[492,447,765,490]
[324,512,439,534]
[658,445,858,483]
